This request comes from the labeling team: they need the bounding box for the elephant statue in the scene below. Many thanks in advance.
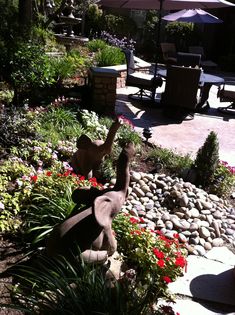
[70,116,124,179]
[45,142,135,264]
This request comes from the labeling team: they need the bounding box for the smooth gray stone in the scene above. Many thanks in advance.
[168,255,235,306]
[166,299,235,315]
[204,247,235,265]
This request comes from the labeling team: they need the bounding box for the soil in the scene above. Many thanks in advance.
[0,147,234,314]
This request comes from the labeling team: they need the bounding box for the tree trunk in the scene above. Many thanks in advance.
[18,0,32,28]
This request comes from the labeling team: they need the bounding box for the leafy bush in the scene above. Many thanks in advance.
[209,161,235,197]
[87,39,108,52]
[103,14,137,39]
[95,45,126,66]
[0,86,14,105]
[194,131,219,187]
[9,41,56,104]
[3,254,129,315]
[0,107,40,149]
[147,146,193,175]
[165,22,194,51]
[37,106,84,144]
[113,213,187,304]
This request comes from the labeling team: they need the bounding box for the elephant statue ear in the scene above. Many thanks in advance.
[93,195,117,228]
[76,134,93,149]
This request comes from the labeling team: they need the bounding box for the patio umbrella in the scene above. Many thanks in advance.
[100,0,235,10]
[162,8,223,23]
[99,0,234,74]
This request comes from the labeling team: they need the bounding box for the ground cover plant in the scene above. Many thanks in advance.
[0,103,234,315]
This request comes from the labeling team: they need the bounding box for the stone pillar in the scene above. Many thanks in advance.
[89,67,120,117]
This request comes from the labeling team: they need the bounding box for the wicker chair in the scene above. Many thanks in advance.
[177,52,201,68]
[189,46,217,69]
[161,65,201,119]
[217,81,235,115]
[160,42,177,65]
[123,48,163,102]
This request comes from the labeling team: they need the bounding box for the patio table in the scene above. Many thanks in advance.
[157,69,224,111]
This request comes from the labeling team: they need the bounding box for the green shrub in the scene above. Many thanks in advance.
[3,254,129,315]
[194,131,219,187]
[87,39,107,52]
[209,161,235,197]
[165,22,194,51]
[147,146,193,175]
[95,45,125,66]
[37,106,84,145]
[113,213,187,305]
[0,107,40,149]
[0,87,14,105]
[9,41,56,104]
[103,14,137,39]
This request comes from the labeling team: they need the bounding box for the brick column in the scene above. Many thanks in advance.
[89,67,120,116]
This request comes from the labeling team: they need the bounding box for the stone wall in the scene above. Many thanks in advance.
[88,67,119,117]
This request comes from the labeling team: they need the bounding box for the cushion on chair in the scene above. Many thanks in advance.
[220,89,235,99]
[127,72,162,88]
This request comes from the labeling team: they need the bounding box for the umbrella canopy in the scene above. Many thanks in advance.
[162,8,223,23]
[100,0,235,10]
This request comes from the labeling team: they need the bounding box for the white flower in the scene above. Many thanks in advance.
[16,179,23,187]
[0,201,5,210]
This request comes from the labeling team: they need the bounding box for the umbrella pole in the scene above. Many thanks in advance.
[154,0,163,78]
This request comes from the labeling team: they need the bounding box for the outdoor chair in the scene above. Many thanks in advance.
[160,65,201,120]
[189,46,218,70]
[217,81,235,115]
[122,48,163,102]
[177,52,201,68]
[160,42,177,65]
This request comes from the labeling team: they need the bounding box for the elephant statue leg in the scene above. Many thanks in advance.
[81,250,108,264]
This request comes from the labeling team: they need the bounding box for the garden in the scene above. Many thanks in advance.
[0,1,235,315]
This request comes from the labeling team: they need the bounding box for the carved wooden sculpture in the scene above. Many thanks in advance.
[70,117,123,179]
[45,143,135,264]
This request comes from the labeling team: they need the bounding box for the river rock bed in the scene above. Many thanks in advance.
[108,171,235,256]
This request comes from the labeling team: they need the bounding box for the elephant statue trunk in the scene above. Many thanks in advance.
[70,117,123,179]
[99,119,122,155]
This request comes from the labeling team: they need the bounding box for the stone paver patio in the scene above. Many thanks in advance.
[115,73,235,315]
[115,73,235,167]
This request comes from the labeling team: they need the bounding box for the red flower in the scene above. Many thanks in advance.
[118,115,134,128]
[89,177,97,182]
[30,175,38,183]
[46,171,52,176]
[153,248,165,259]
[63,170,71,177]
[173,233,179,239]
[79,176,85,181]
[175,256,186,268]
[162,276,172,283]
[130,217,139,224]
[157,259,165,268]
